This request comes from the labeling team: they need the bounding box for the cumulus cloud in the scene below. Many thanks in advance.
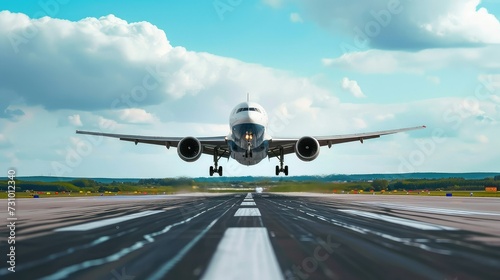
[341,77,366,98]
[117,108,158,124]
[0,11,173,111]
[0,11,336,126]
[290,13,303,23]
[479,74,500,93]
[323,46,500,73]
[68,114,83,127]
[295,0,500,50]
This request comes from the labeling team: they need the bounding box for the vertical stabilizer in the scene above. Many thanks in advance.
[247,92,250,102]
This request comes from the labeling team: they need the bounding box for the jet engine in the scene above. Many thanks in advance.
[177,137,202,162]
[295,136,320,161]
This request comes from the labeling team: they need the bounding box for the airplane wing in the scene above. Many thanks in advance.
[268,125,426,158]
[75,130,231,158]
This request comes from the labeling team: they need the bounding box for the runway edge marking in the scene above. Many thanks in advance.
[339,210,457,231]
[55,210,165,231]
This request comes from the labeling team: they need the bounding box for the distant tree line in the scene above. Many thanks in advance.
[384,178,499,191]
[1,177,499,193]
[137,178,194,187]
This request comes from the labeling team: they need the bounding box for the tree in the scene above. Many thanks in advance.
[494,175,500,181]
[371,180,388,191]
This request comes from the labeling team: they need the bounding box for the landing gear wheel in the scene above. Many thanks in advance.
[209,147,224,176]
[274,147,289,176]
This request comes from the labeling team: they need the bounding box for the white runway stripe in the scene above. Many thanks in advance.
[241,202,256,206]
[234,208,261,216]
[55,210,164,231]
[371,203,500,216]
[202,228,283,280]
[340,210,457,231]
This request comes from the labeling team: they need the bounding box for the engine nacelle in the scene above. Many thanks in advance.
[177,137,202,162]
[295,136,320,161]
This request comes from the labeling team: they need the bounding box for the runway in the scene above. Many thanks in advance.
[1,193,500,279]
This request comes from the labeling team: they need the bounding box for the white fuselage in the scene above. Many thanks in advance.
[228,101,270,165]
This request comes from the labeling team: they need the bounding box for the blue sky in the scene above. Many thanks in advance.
[1,0,499,178]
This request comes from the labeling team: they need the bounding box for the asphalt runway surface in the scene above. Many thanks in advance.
[1,193,500,279]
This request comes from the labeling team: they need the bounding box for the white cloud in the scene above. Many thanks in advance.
[479,74,500,93]
[341,77,366,98]
[352,117,368,129]
[375,113,394,121]
[262,0,283,8]
[97,116,119,131]
[0,134,9,147]
[477,134,489,143]
[68,114,83,127]
[290,13,303,23]
[426,76,441,85]
[295,0,500,50]
[323,46,500,73]
[117,108,158,124]
[0,11,335,122]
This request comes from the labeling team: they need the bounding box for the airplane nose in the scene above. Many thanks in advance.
[237,112,258,124]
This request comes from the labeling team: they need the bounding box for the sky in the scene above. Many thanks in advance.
[1,0,499,178]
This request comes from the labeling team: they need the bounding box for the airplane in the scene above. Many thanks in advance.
[76,97,425,176]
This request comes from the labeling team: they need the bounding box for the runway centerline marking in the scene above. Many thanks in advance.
[241,202,256,206]
[202,228,284,280]
[339,210,457,231]
[234,208,261,216]
[55,210,165,231]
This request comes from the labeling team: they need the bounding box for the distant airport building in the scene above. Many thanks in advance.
[485,186,498,192]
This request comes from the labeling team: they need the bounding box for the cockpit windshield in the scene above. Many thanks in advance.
[237,107,261,113]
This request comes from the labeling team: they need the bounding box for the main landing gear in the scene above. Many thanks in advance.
[209,147,223,176]
[275,147,289,176]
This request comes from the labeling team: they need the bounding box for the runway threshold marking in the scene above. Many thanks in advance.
[55,210,165,231]
[339,210,457,231]
[201,228,284,280]
[234,208,261,217]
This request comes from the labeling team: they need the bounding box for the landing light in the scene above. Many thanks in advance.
[245,132,253,141]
